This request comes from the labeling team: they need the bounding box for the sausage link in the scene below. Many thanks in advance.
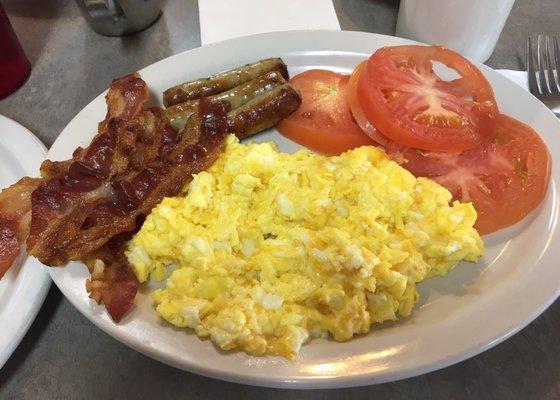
[226,84,302,139]
[164,70,287,132]
[163,58,289,106]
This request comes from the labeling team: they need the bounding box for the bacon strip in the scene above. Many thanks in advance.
[106,73,149,120]
[0,67,297,323]
[0,177,42,277]
[24,92,229,320]
[28,98,229,265]
[0,73,147,295]
[84,238,139,323]
[27,119,136,264]
[26,74,148,265]
[82,99,229,321]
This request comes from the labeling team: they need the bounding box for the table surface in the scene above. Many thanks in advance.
[1,0,559,398]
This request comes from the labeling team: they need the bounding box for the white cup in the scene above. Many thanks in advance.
[395,0,516,63]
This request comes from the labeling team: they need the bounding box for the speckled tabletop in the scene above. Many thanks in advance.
[0,0,559,399]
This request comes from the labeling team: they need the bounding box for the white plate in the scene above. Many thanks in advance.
[0,115,50,370]
[46,31,560,388]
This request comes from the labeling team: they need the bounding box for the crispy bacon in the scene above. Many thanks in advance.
[85,254,138,322]
[106,73,148,120]
[0,67,295,323]
[0,177,42,277]
[82,99,229,321]
[27,98,229,267]
[25,86,229,320]
[0,72,147,272]
[84,236,139,322]
[127,108,179,170]
[26,120,135,263]
[27,74,148,265]
[83,216,144,322]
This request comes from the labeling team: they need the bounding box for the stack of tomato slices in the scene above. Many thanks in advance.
[277,45,551,235]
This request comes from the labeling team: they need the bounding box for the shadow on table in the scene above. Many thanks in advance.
[74,2,172,92]
[333,0,398,35]
[3,0,68,65]
[0,285,62,387]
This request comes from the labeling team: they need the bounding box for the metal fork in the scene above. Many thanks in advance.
[527,35,560,117]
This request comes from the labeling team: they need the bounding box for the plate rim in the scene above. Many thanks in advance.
[0,115,51,370]
[45,30,560,388]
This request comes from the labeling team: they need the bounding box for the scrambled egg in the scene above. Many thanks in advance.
[126,135,483,359]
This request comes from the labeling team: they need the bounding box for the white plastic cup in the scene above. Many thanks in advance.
[396,0,516,63]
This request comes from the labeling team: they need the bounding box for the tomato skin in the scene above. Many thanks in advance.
[277,117,376,155]
[347,62,389,146]
[358,45,499,152]
[388,114,551,235]
[276,69,377,155]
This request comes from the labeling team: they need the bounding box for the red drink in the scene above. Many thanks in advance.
[0,4,30,99]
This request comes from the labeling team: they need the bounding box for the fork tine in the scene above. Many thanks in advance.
[527,37,540,95]
[537,34,550,94]
[545,36,560,94]
[551,36,560,93]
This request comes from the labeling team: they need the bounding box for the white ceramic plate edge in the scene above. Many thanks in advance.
[0,115,50,370]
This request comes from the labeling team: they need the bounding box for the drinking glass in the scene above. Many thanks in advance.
[0,4,31,99]
[396,0,516,63]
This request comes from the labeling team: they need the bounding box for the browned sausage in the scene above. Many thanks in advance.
[226,84,302,139]
[163,58,289,106]
[164,70,287,132]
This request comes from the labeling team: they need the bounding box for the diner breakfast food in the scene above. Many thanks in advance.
[163,58,289,106]
[278,45,551,234]
[0,58,301,322]
[127,135,484,359]
[0,46,552,358]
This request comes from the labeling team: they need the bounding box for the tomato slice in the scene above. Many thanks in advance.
[358,45,499,152]
[387,114,551,234]
[276,69,377,155]
[347,62,389,146]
